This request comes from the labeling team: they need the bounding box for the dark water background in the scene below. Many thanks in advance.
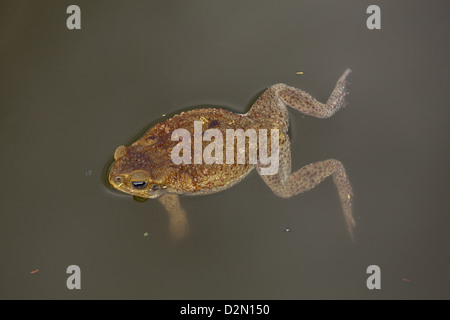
[0,0,449,299]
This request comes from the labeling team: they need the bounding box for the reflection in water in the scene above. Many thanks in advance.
[107,69,354,240]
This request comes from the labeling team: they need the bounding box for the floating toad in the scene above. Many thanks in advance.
[108,69,355,240]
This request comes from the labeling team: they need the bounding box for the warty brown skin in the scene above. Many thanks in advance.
[108,69,355,240]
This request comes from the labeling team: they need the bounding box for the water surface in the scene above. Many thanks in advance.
[0,0,449,299]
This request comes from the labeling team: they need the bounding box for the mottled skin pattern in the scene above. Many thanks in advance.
[108,69,354,240]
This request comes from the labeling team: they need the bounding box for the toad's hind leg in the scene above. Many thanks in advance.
[270,69,351,119]
[257,135,355,240]
[158,193,189,240]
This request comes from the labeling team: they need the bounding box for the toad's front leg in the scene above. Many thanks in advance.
[158,193,189,240]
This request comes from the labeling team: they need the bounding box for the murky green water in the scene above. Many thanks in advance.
[1,0,449,299]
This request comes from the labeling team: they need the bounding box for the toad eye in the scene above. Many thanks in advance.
[131,181,147,189]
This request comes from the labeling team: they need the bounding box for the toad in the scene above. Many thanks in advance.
[108,69,355,240]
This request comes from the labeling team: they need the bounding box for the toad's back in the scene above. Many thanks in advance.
[122,105,287,195]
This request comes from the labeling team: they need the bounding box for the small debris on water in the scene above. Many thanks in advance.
[402,278,411,282]
[144,232,150,237]
[30,269,39,274]
[85,170,92,177]
[285,227,291,232]
[296,71,304,75]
